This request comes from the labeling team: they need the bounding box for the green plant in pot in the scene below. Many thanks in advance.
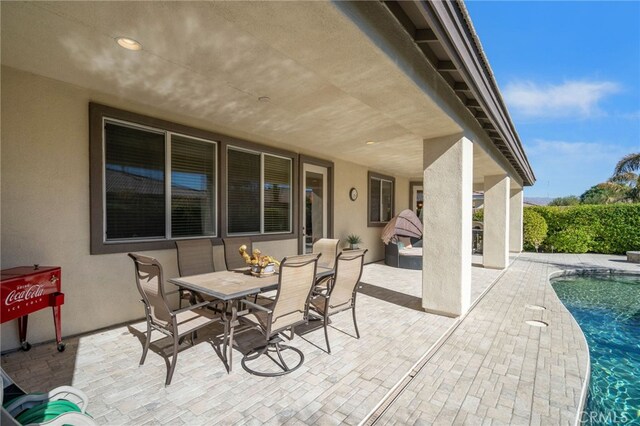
[346,234,362,249]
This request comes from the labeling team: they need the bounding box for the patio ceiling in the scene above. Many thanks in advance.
[1,1,507,183]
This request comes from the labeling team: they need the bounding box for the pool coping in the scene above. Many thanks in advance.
[548,268,640,426]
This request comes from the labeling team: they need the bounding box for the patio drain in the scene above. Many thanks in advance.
[525,320,548,327]
[524,304,546,311]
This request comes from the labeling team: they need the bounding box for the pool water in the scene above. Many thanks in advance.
[552,274,640,425]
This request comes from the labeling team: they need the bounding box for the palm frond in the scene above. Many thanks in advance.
[609,171,638,185]
[613,152,640,176]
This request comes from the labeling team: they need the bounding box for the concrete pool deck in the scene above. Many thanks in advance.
[1,253,638,425]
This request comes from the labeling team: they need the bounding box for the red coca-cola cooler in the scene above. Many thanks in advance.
[1,265,65,352]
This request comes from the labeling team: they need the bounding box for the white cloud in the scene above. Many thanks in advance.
[524,139,630,197]
[527,139,625,160]
[621,110,640,120]
[503,80,620,118]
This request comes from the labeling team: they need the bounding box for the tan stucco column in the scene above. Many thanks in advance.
[422,134,472,317]
[509,188,523,252]
[483,174,510,269]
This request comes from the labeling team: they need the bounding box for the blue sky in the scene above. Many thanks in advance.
[465,1,640,198]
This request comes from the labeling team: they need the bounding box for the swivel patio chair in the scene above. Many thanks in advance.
[238,253,320,376]
[128,253,221,386]
[222,237,252,271]
[175,239,220,308]
[309,249,367,354]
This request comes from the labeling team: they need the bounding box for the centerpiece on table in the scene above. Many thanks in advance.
[239,245,280,277]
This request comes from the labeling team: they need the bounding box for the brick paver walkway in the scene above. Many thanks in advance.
[371,253,639,425]
[2,254,637,425]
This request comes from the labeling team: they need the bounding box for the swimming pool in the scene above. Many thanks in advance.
[552,274,640,425]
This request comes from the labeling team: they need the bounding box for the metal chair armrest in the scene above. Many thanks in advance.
[171,300,215,315]
[240,299,272,313]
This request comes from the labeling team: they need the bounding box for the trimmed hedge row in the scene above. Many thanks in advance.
[529,204,640,254]
[473,204,640,254]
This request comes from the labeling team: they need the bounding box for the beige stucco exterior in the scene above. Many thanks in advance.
[0,67,407,350]
[0,0,534,350]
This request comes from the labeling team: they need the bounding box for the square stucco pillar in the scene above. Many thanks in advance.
[483,174,510,269]
[422,134,472,317]
[510,188,523,252]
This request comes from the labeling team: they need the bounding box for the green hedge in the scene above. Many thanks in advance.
[529,204,640,254]
[523,208,548,251]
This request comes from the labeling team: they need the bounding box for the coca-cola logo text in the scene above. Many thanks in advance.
[5,284,46,306]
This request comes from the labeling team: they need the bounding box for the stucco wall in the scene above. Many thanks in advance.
[0,67,408,350]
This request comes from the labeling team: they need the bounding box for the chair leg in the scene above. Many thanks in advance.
[140,320,152,366]
[222,313,229,371]
[274,341,289,370]
[228,305,237,373]
[323,314,331,354]
[352,306,360,339]
[166,334,180,386]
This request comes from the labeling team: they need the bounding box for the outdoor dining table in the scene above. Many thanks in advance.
[168,265,333,371]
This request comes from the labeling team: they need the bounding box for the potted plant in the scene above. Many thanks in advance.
[346,234,362,250]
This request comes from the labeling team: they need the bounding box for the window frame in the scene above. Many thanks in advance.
[367,171,395,227]
[90,103,298,254]
[225,146,293,236]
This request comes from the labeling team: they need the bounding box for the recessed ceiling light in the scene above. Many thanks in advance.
[258,96,271,103]
[116,37,142,51]
[366,141,376,145]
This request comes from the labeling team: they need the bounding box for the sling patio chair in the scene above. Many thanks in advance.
[237,253,320,377]
[312,238,340,288]
[175,239,222,309]
[222,237,252,271]
[128,253,223,386]
[309,249,367,354]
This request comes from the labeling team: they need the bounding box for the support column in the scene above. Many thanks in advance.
[483,174,510,269]
[509,188,523,252]
[422,134,472,317]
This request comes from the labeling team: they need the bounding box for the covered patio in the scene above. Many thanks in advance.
[1,260,510,425]
[2,1,539,424]
[5,253,635,424]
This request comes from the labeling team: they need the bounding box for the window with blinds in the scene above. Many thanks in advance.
[264,155,291,233]
[105,122,166,240]
[227,148,261,234]
[368,173,394,225]
[103,120,217,242]
[227,147,292,235]
[171,135,216,237]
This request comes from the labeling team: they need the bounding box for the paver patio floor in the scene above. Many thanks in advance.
[3,253,636,424]
[372,253,639,425]
[1,259,504,425]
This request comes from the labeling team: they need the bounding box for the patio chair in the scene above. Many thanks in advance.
[175,239,219,308]
[128,253,221,386]
[238,253,320,376]
[222,237,252,271]
[1,367,97,426]
[312,238,340,288]
[309,249,367,354]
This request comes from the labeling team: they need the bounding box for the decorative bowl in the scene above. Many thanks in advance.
[250,263,276,277]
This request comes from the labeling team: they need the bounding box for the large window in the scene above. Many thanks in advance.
[103,119,217,242]
[368,172,395,226]
[90,103,299,254]
[227,147,292,235]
